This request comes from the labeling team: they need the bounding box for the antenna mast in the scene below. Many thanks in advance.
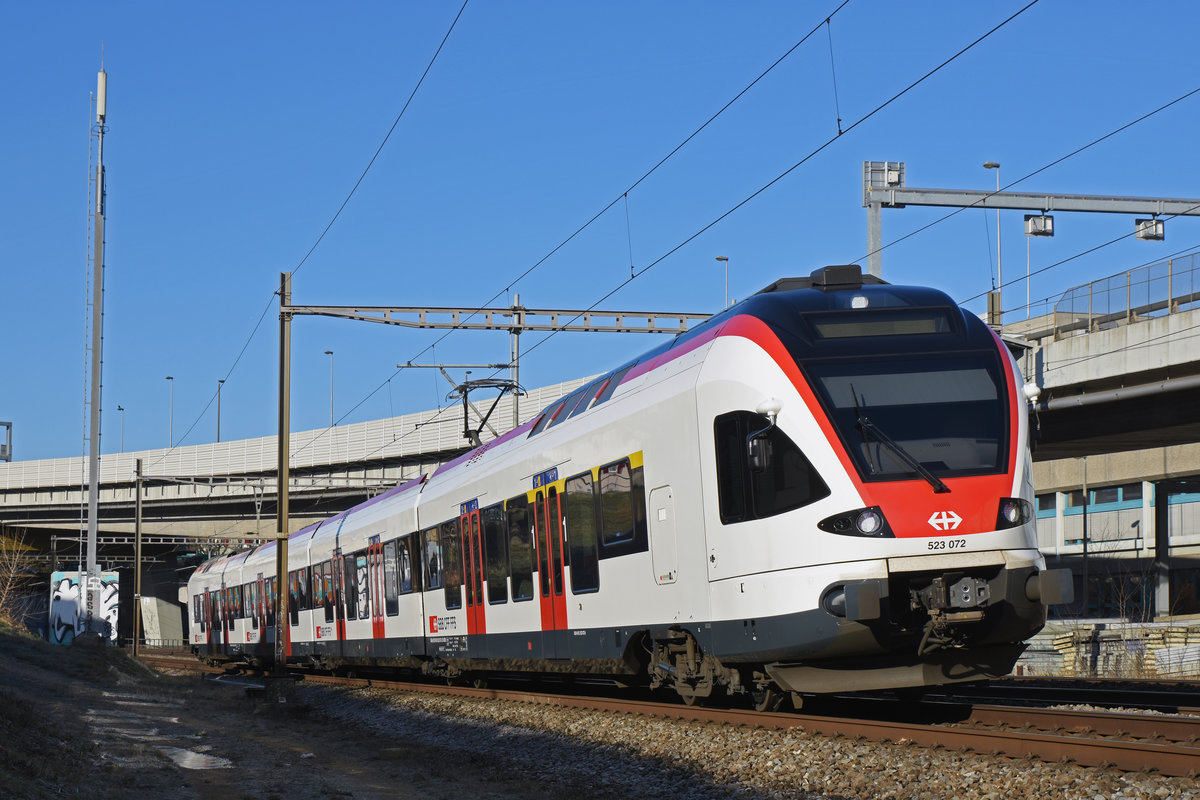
[83,62,108,639]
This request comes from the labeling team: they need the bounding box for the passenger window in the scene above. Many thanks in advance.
[401,535,416,594]
[287,571,301,626]
[383,540,399,616]
[342,555,358,620]
[565,472,600,593]
[355,551,370,620]
[714,411,830,524]
[248,583,259,629]
[597,458,649,559]
[442,519,462,610]
[298,567,310,611]
[483,503,509,604]
[507,495,534,602]
[321,560,335,624]
[422,527,442,590]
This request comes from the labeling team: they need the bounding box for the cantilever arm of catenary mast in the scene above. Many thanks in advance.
[284,304,712,334]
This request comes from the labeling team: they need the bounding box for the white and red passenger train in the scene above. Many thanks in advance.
[188,265,1071,707]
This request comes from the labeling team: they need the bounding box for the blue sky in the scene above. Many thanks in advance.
[3,1,1199,462]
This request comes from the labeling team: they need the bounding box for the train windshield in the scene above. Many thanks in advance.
[805,352,1008,481]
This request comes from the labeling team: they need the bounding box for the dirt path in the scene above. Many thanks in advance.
[0,629,553,799]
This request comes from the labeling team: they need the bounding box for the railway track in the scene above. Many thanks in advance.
[139,654,1200,777]
[938,676,1200,715]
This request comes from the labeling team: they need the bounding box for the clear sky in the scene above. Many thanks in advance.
[3,1,1199,463]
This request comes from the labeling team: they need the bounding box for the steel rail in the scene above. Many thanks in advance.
[963,703,1200,743]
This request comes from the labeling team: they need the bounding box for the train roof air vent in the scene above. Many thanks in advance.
[755,265,886,295]
[811,264,865,290]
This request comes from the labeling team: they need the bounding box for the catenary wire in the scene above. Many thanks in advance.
[510,0,1042,367]
[140,4,469,468]
[287,1,854,461]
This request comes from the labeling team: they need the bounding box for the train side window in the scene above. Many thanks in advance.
[548,387,589,429]
[192,595,200,624]
[268,577,277,628]
[343,555,358,620]
[592,365,633,407]
[530,399,568,436]
[507,495,534,602]
[249,582,260,629]
[401,535,417,594]
[714,411,830,524]
[422,527,442,590]
[442,519,463,610]
[321,560,335,624]
[383,539,399,616]
[567,379,605,419]
[299,567,310,611]
[565,472,600,594]
[597,458,649,559]
[482,503,509,604]
[354,550,370,620]
[287,571,300,626]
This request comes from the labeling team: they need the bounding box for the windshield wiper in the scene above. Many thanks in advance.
[850,386,949,494]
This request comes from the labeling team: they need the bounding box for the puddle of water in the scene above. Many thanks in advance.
[155,746,233,770]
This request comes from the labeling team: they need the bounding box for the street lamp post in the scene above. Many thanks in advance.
[165,376,174,447]
[117,405,125,452]
[324,350,334,427]
[983,162,1001,323]
[715,256,729,310]
[217,379,225,443]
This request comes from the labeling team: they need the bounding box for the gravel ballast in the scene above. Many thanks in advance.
[307,684,1200,800]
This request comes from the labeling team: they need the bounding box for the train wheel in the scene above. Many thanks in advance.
[471,675,488,690]
[752,686,783,712]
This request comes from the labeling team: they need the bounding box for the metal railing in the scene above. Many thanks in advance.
[1046,252,1200,340]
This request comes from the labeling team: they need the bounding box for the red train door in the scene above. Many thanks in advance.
[368,536,385,640]
[459,508,487,636]
[332,549,347,644]
[535,487,568,656]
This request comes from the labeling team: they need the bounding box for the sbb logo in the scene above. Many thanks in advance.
[928,510,963,531]
[429,616,439,633]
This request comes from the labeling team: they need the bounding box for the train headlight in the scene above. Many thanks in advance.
[818,506,894,537]
[857,509,883,535]
[996,498,1033,529]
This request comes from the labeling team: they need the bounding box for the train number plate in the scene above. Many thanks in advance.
[927,538,967,551]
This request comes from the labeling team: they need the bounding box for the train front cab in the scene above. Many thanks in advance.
[696,267,1072,695]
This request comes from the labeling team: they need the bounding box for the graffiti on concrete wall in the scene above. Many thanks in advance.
[49,571,119,645]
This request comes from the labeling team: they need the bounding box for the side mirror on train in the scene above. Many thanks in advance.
[747,435,771,472]
[746,398,782,473]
